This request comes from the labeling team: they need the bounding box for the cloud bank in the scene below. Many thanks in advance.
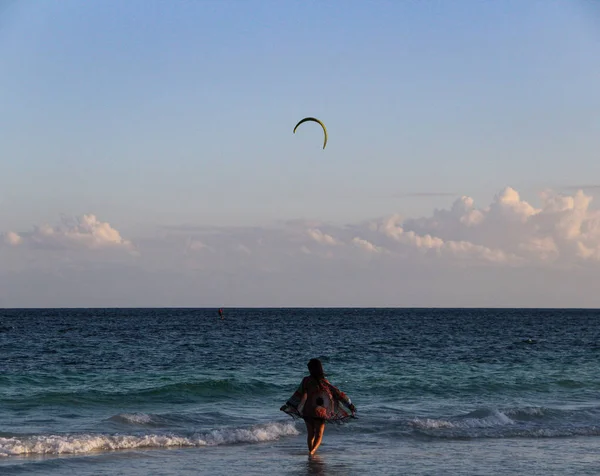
[153,186,599,269]
[2,214,134,252]
[2,187,600,307]
[4,187,600,267]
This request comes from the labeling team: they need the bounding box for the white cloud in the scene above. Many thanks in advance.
[391,186,600,266]
[306,228,342,246]
[3,231,22,246]
[491,186,539,222]
[6,187,600,269]
[351,237,384,253]
[3,214,134,252]
[64,187,600,267]
[5,187,600,306]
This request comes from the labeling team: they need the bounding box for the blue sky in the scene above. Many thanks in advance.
[1,1,600,306]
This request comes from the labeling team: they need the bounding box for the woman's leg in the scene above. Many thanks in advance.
[309,420,325,454]
[304,419,315,453]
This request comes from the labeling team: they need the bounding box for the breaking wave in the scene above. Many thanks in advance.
[0,421,299,457]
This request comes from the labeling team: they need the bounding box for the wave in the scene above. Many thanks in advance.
[363,377,600,397]
[0,421,299,457]
[108,412,167,427]
[409,409,515,430]
[404,405,600,440]
[105,411,229,428]
[0,378,283,406]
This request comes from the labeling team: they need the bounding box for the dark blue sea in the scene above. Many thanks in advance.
[1,308,599,475]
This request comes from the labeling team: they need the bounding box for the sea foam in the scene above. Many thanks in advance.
[0,421,299,457]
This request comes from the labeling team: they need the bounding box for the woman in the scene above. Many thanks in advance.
[280,358,356,455]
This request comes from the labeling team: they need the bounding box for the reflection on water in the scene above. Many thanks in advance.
[298,453,352,476]
[306,453,326,475]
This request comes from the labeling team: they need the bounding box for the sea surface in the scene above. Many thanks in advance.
[1,308,599,475]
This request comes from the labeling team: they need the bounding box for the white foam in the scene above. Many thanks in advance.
[504,406,547,418]
[114,413,153,425]
[0,421,299,457]
[409,418,455,429]
[459,410,514,428]
[410,410,514,430]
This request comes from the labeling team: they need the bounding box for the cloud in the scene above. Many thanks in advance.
[306,228,342,246]
[360,212,514,265]
[130,186,600,269]
[351,237,384,253]
[5,186,600,274]
[3,231,22,246]
[3,214,134,252]
[5,187,600,307]
[276,186,600,267]
[395,186,600,265]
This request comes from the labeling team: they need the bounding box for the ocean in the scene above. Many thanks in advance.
[0,308,599,475]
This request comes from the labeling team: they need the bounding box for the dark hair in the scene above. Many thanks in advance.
[307,358,325,380]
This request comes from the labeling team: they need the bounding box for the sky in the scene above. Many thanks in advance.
[1,0,600,307]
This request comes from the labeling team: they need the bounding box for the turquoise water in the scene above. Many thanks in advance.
[1,308,600,475]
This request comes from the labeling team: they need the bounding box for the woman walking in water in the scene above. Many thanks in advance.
[280,358,356,455]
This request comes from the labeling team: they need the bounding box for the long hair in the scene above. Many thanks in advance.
[307,358,325,381]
